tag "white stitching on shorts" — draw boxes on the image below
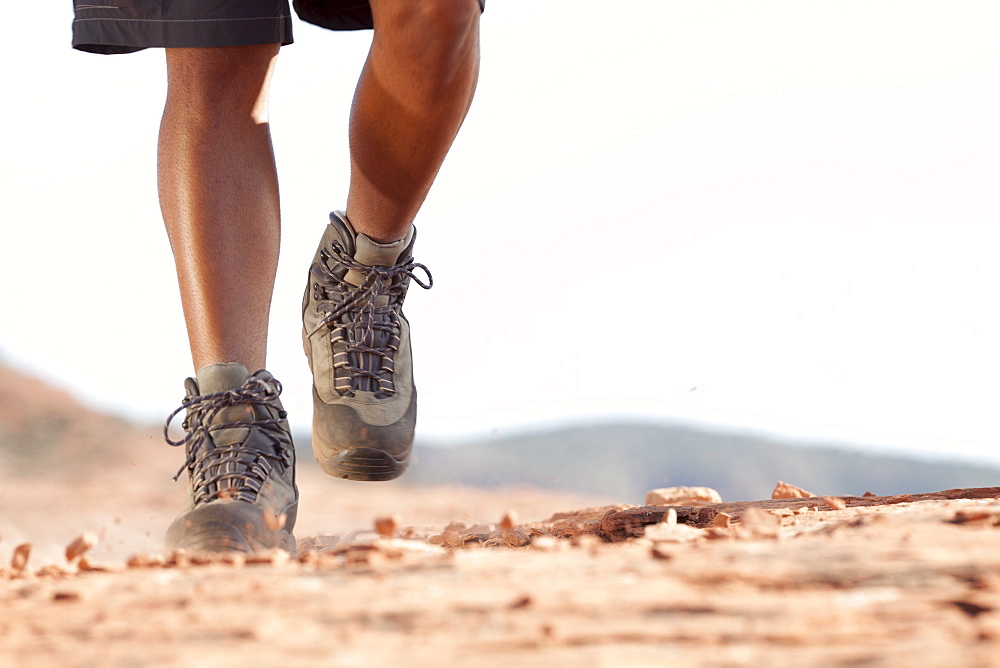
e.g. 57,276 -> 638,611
73,16 -> 292,24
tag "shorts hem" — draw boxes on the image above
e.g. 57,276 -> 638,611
72,15 -> 294,54
292,0 -> 485,32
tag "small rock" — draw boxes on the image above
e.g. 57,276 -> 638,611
950,599 -> 994,618
547,519 -> 589,539
427,524 -> 465,547
52,590 -> 81,603
297,550 -> 319,565
713,513 -> 733,528
531,536 -> 559,551
189,553 -> 224,566
219,552 -> 246,568
373,516 -> 399,538
502,530 -> 532,548
573,534 -> 601,551
11,543 -> 31,572
126,553 -> 164,569
740,507 -> 782,538
544,505 -> 631,523
500,511 -> 518,531
510,595 -> 533,609
650,544 -> 674,560
645,486 -> 722,507
77,557 -> 96,572
36,565 -> 69,578
167,550 -> 190,568
375,539 -> 447,559
65,532 -> 98,563
823,496 -> 847,511
644,522 -> 703,542
951,510 -> 996,525
462,533 -> 493,547
771,481 -> 815,500
246,548 -> 290,566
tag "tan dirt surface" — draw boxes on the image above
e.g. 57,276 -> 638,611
2,366 -> 999,666
2,457 -> 1000,666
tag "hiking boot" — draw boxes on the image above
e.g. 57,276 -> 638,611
302,211 -> 432,481
164,363 -> 298,554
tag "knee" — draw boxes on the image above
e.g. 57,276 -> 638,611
376,0 -> 480,55
165,44 -> 279,118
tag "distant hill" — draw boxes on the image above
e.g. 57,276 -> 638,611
405,423 -> 1000,504
0,361 -> 166,476
4,355 -> 996,503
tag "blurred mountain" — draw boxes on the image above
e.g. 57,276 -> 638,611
0,362 -> 161,475
4,359 -> 997,502
407,423 -> 1000,504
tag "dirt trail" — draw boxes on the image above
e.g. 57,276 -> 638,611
2,461 -> 999,666
4,364 -> 999,664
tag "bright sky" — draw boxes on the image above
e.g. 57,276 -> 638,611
4,2 -> 1000,466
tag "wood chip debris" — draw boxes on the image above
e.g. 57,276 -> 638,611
373,515 -> 400,538
65,531 -> 98,563
11,543 -> 31,572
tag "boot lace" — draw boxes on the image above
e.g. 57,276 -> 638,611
164,376 -> 293,506
308,242 -> 432,398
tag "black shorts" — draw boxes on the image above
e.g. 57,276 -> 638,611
71,0 -> 486,55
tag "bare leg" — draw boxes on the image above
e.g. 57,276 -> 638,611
158,44 -> 281,372
346,0 -> 481,243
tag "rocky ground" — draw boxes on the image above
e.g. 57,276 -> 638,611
2,456 -> 999,667
2,363 -> 999,666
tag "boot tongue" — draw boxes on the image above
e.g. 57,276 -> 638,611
344,227 -> 414,288
194,363 -> 254,447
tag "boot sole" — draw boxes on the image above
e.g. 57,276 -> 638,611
170,526 -> 296,555
315,447 -> 408,482
165,510 -> 297,555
